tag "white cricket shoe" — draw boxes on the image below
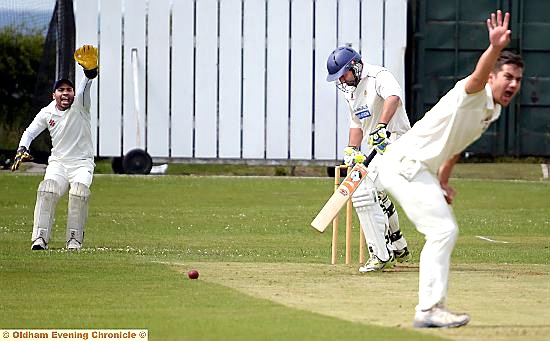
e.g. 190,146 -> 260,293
31,238 -> 48,250
67,239 -> 82,250
413,305 -> 470,328
358,254 -> 395,273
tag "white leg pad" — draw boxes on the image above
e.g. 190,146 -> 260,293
32,179 -> 61,248
378,190 -> 408,250
66,182 -> 90,249
352,181 -> 391,261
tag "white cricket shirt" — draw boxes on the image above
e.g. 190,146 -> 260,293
344,63 -> 411,144
19,77 -> 94,163
384,77 -> 502,173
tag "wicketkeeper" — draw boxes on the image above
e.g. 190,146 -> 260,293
11,45 -> 99,250
326,46 -> 411,272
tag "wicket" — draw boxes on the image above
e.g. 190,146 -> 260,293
331,165 -> 366,265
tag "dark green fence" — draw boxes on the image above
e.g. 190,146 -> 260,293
408,0 -> 550,157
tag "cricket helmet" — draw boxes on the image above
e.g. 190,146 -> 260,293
326,46 -> 362,82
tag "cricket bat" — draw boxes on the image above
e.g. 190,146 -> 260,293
311,161 -> 370,233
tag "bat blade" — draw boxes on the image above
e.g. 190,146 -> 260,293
311,162 -> 369,232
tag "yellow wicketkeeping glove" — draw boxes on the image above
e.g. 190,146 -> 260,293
11,146 -> 32,172
74,45 -> 98,70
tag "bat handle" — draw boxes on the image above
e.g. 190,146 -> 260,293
364,149 -> 378,165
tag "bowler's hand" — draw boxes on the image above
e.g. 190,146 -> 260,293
440,182 -> 456,205
487,10 -> 511,50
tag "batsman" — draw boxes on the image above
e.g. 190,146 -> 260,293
325,46 -> 411,272
11,45 -> 99,250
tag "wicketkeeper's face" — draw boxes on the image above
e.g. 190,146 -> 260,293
52,84 -> 75,111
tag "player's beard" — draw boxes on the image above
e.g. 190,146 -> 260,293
57,95 -> 74,110
337,78 -> 359,93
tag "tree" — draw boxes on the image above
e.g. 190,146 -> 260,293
0,26 -> 51,156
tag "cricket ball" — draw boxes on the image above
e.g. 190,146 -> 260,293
187,269 -> 199,279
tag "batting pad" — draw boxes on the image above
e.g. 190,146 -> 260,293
67,182 -> 90,248
379,191 -> 407,250
352,181 -> 391,262
32,179 -> 61,245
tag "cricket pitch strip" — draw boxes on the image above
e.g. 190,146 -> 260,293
166,261 -> 550,341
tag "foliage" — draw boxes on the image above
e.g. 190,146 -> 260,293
0,26 -> 50,151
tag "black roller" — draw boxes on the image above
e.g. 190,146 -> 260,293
122,149 -> 152,175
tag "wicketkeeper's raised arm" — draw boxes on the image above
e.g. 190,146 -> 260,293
74,45 -> 98,78
465,10 -> 511,94
74,45 -> 98,110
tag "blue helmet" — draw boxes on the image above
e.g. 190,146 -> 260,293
326,46 -> 362,82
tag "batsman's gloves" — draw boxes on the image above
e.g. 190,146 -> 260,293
343,146 -> 366,166
11,146 -> 32,172
74,45 -> 98,78
369,123 -> 389,154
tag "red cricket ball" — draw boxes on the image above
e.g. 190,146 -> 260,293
187,269 -> 199,279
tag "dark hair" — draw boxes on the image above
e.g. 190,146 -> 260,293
494,51 -> 524,71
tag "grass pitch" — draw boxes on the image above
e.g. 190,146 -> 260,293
1,168 -> 549,340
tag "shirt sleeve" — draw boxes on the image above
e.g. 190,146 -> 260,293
455,77 -> 489,109
19,111 -> 48,148
374,69 -> 403,100
74,76 -> 94,112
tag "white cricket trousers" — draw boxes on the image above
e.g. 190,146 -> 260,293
376,158 -> 459,312
44,159 -> 95,195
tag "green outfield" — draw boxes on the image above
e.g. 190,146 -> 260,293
0,168 -> 549,341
